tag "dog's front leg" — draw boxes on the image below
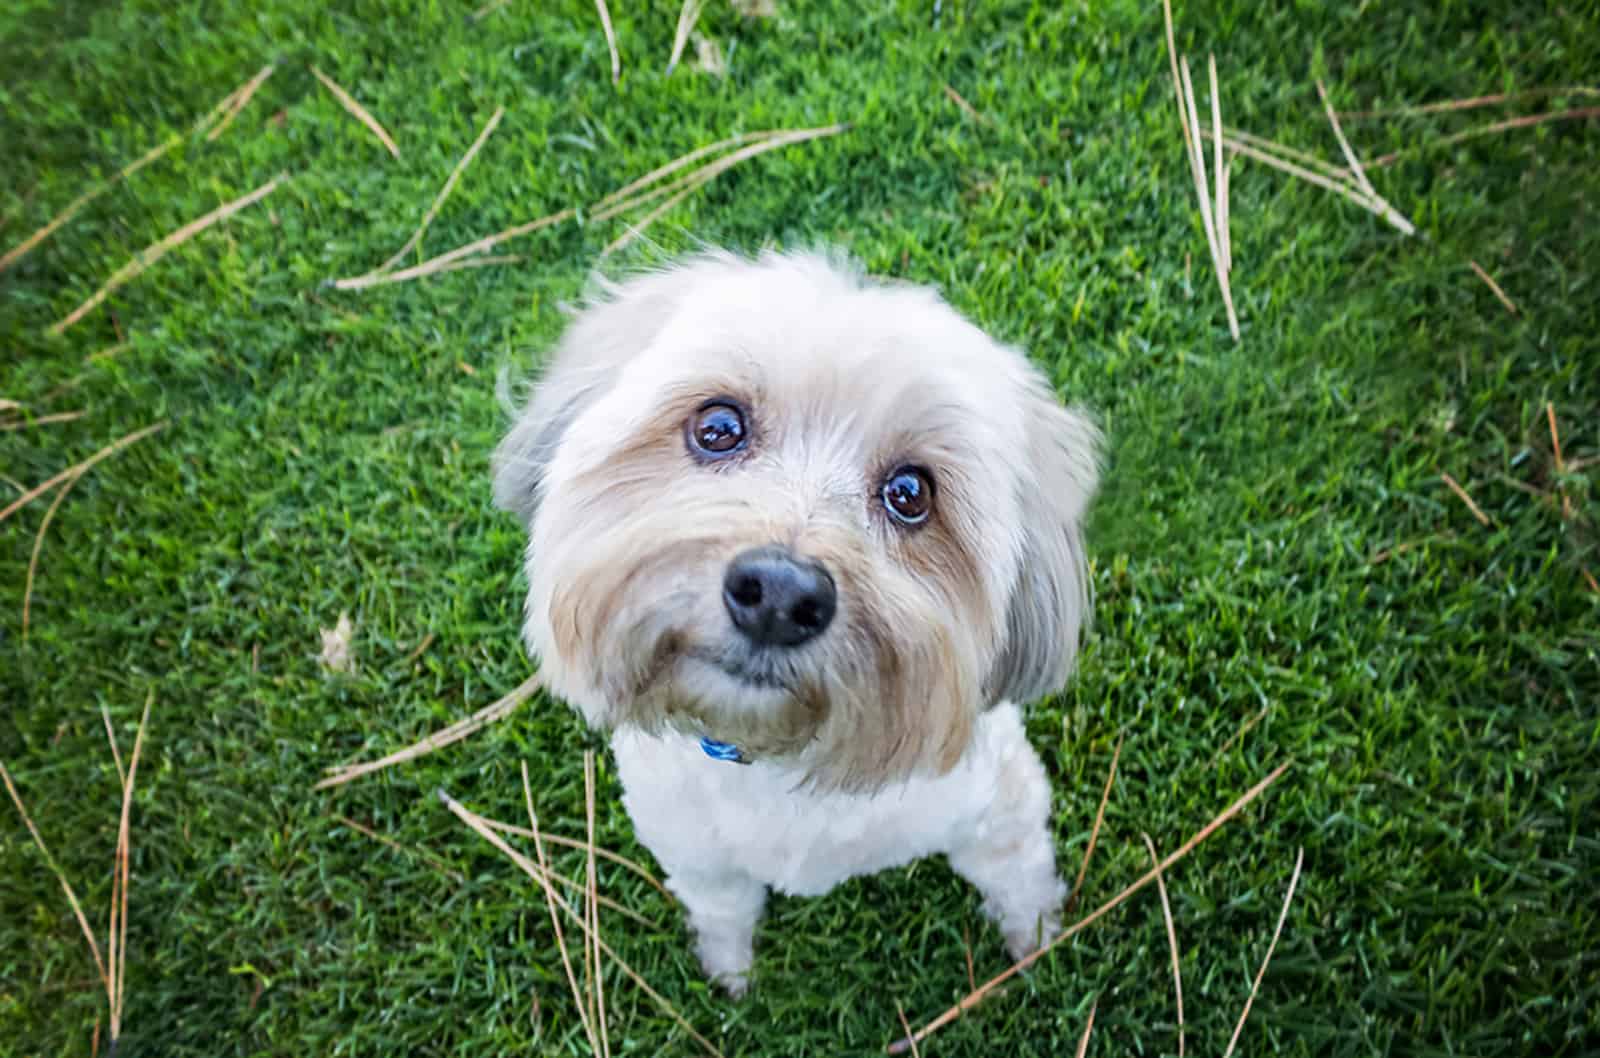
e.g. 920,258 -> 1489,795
945,732 -> 1067,961
665,867 -> 768,996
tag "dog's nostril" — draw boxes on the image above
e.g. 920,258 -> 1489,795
729,573 -> 764,608
790,598 -> 822,630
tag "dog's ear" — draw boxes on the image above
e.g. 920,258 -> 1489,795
984,375 -> 1101,706
492,261 -> 720,526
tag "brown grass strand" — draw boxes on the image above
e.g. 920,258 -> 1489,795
314,672 -> 542,788
102,706 -> 126,789
334,814 -> 465,883
0,421 -> 167,525
888,761 -> 1291,1054
1440,472 -> 1491,526
1161,0 -> 1193,158
595,0 -> 621,83
1222,847 -> 1306,1058
1316,79 -> 1377,199
1208,133 -> 1415,236
1468,260 -> 1518,315
593,123 -> 848,224
668,0 -> 708,74
591,130 -> 780,212
523,762 -> 600,1055
1219,126 -> 1355,186
1367,106 -> 1600,168
0,409 -> 89,430
943,84 -> 990,125
482,818 -> 670,899
110,691 -> 153,1040
1074,997 -> 1099,1058
1142,833 -> 1185,1058
1067,734 -> 1122,914
0,762 -> 110,995
895,1001 -> 922,1058
1207,704 -> 1271,769
370,106 -> 505,275
1210,56 -> 1229,274
22,470 -> 84,640
441,790 -> 724,1057
310,66 -> 400,158
1547,403 -> 1565,473
49,175 -> 285,334
1177,53 -> 1238,340
207,65 -> 276,142
584,751 -> 612,1058
331,210 -> 573,290
1336,85 -> 1600,120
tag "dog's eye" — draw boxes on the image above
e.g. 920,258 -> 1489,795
687,401 -> 748,458
882,466 -> 934,525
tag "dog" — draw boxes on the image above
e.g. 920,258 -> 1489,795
492,249 -> 1100,994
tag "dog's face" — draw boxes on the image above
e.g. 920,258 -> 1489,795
494,252 -> 1099,791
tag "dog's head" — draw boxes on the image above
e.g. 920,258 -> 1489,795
494,250 -> 1100,790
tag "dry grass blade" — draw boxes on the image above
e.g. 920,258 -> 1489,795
601,123 -> 849,256
888,761 -> 1292,1054
668,0 -> 709,74
523,762 -> 601,1054
471,0 -> 510,19
584,750 -> 612,1058
1547,403 -> 1565,474
1074,997 -> 1099,1058
1315,79 -> 1377,199
1440,472 -> 1491,526
1206,704 -> 1271,768
314,672 -> 541,788
1218,126 -> 1356,186
591,130 -> 781,212
1166,24 -> 1237,340
1223,846 -> 1306,1058
368,106 -> 505,276
442,789 -> 725,1057
593,123 -> 847,224
1210,56 -> 1229,274
1367,106 -> 1600,168
0,409 -> 89,430
1210,133 -> 1415,236
0,762 -> 111,995
895,1000 -> 922,1058
1142,833 -> 1185,1058
22,470 -> 85,640
110,691 -> 153,1040
943,84 -> 990,125
1067,734 -> 1122,915
207,65 -> 276,142
310,66 -> 401,158
595,0 -> 621,83
87,341 -> 130,363
331,210 -> 573,290
0,137 -> 176,274
1336,85 -> 1600,120
102,706 -> 126,789
1,421 -> 167,525
1161,0 -> 1193,156
1468,260 -> 1518,315
1583,568 -> 1599,595
49,175 -> 285,334
483,818 -> 671,899
335,814 -> 465,883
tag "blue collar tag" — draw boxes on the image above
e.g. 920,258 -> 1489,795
699,737 -> 749,764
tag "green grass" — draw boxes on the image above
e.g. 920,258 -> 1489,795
3,0 -> 1598,1055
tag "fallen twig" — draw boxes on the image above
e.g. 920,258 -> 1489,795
1367,106 -> 1600,169
1468,260 -> 1518,315
1440,471 -> 1491,526
1337,86 -> 1600,120
49,175 -> 285,334
442,789 -> 724,1057
1074,997 -> 1099,1058
310,66 -> 401,158
207,65 -> 276,142
0,410 -> 88,431
1,421 -> 167,525
363,106 -> 504,276
331,213 -> 571,290
524,761 -> 601,1055
1066,734 -> 1122,915
314,673 -> 541,788
1222,847 -> 1305,1058
595,0 -> 621,83
1203,131 -> 1415,236
668,0 -> 708,74
1142,833 -> 1185,1058
889,761 -> 1292,1053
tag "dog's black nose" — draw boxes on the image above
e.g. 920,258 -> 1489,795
722,546 -> 836,647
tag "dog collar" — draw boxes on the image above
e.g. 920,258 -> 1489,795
699,737 -> 750,764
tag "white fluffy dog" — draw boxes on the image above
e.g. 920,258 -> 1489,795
493,249 -> 1100,994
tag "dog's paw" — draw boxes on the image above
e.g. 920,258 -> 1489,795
711,968 -> 751,998
1002,909 -> 1060,964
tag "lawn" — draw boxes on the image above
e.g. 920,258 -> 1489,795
2,0 -> 1597,1055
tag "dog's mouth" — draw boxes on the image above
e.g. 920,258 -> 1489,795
686,646 -> 791,691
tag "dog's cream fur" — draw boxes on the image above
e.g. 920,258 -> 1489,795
494,250 -> 1100,993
